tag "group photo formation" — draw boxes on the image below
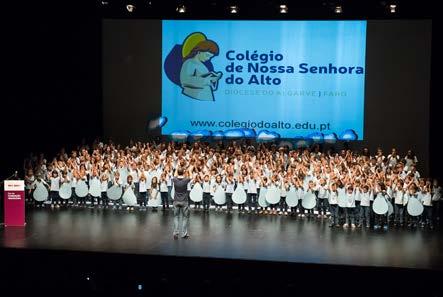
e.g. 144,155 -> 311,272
25,140 -> 440,231
1,1 -> 440,296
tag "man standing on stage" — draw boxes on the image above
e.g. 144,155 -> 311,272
173,168 -> 191,239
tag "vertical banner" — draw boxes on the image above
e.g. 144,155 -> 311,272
4,180 -> 25,227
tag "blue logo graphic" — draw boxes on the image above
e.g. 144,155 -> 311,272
164,32 -> 223,101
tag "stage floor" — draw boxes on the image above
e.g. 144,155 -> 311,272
1,207 -> 443,270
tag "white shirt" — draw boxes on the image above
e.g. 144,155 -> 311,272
241,181 -> 249,193
329,191 -> 338,205
360,191 -> 372,206
100,179 -> 109,192
387,154 -> 399,166
211,182 -> 224,195
280,182 -> 288,197
303,175 -> 313,191
25,175 -> 35,190
247,179 -> 257,194
225,180 -> 235,193
145,171 -> 153,190
421,192 -> 432,206
297,187 -> 304,200
50,177 -> 60,191
125,182 -> 135,191
386,187 -> 393,198
160,180 -> 168,192
118,167 -> 128,185
404,156 -> 418,168
408,170 -> 420,179
166,175 -> 173,187
128,169 -> 139,183
203,181 -> 211,193
404,192 -> 420,205
354,188 -> 361,201
394,190 -> 405,205
150,185 -> 159,199
346,191 -> 355,208
318,185 -> 328,199
432,186 -> 441,201
89,176 -> 100,184
113,178 -> 122,186
33,179 -> 48,189
139,180 -> 147,193
305,188 -> 315,195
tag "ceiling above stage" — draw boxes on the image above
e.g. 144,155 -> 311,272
97,0 -> 434,19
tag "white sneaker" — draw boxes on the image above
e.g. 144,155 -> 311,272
343,224 -> 348,228
351,224 -> 356,228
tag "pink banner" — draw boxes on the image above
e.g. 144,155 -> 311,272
4,180 -> 25,227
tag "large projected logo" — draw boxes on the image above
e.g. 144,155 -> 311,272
162,21 -> 367,140
164,32 -> 223,101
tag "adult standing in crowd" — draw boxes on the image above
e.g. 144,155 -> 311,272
173,167 -> 191,239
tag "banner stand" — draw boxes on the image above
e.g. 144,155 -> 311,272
4,180 -> 26,227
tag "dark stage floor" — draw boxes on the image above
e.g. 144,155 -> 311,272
1,207 -> 443,270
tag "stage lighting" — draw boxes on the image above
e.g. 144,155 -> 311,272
177,4 -> 186,13
126,4 -> 135,12
101,1 -> 109,5
279,4 -> 288,13
334,5 -> 342,14
229,5 -> 239,14
389,4 -> 397,13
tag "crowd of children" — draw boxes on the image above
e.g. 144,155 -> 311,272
23,140 -> 441,229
